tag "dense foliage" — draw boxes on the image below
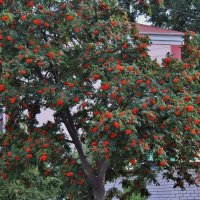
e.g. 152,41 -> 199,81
0,167 -> 63,200
118,0 -> 164,22
147,0 -> 200,33
0,0 -> 200,200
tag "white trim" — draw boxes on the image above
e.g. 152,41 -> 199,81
140,32 -> 184,36
146,34 -> 184,45
151,41 -> 183,45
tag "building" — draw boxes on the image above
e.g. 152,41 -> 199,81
147,169 -> 200,200
136,23 -> 184,63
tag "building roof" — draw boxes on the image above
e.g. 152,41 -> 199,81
136,23 -> 184,36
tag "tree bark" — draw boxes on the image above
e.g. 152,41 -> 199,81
92,159 -> 108,200
92,181 -> 106,200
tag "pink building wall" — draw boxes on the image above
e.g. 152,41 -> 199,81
148,44 -> 181,63
148,44 -> 171,63
171,45 -> 182,59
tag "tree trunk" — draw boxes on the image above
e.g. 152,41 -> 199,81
92,182 -> 105,200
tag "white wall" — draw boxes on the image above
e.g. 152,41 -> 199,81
148,44 -> 171,64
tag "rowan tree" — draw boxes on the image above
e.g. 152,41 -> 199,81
0,1 -> 200,200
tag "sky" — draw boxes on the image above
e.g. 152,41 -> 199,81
137,15 -> 151,25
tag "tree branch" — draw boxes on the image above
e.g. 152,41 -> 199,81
61,110 -> 98,186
